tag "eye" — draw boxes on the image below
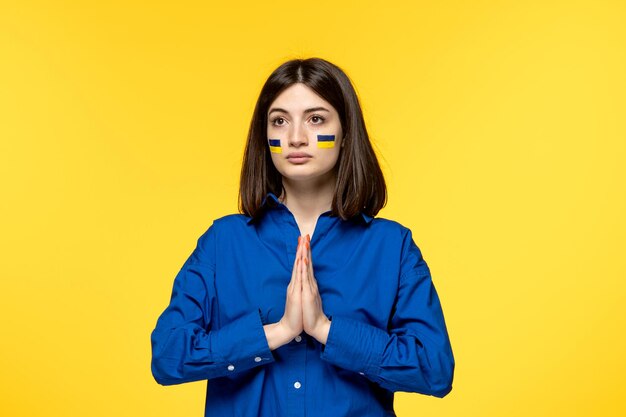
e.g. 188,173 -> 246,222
311,115 -> 325,124
270,117 -> 286,126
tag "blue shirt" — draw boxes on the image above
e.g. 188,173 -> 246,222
151,192 -> 455,416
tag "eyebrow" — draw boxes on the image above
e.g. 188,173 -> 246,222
268,106 -> 330,116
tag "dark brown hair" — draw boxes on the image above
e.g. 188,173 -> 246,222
238,57 -> 387,222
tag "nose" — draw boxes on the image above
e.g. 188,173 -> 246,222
288,123 -> 308,147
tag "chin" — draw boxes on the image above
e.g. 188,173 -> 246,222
285,169 -> 337,183
283,172 -> 318,181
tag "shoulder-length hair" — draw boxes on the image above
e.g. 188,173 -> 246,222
238,57 -> 387,222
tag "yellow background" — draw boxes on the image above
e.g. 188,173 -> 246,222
1,1 -> 625,416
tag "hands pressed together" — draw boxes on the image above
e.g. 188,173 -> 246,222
278,234 -> 331,345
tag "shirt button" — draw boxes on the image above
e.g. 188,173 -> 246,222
227,364 -> 235,371
254,357 -> 262,362
294,381 -> 302,389
295,335 -> 302,342
359,372 -> 365,375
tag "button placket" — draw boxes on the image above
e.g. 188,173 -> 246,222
279,210 -> 301,267
286,330 -> 307,416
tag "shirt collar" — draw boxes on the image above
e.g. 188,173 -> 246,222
246,192 -> 374,224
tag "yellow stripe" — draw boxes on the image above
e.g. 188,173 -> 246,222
269,146 -> 282,154
317,142 -> 335,148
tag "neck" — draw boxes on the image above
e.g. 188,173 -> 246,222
279,171 -> 337,221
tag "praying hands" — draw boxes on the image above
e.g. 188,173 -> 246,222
279,234 -> 331,345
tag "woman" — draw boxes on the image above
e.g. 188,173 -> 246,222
150,57 -> 455,416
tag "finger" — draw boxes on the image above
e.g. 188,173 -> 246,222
304,234 -> 310,260
298,235 -> 304,260
305,235 -> 316,288
303,234 -> 313,293
302,242 -> 313,293
302,253 -> 311,292
304,234 -> 310,255
303,255 -> 315,295
296,258 -> 302,295
298,237 -> 305,283
310,267 -> 318,293
297,244 -> 304,291
309,268 -> 319,296
308,266 -> 315,293
302,258 -> 309,296
308,245 -> 317,289
307,241 -> 314,286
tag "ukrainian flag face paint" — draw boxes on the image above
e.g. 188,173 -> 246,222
317,134 -> 335,149
268,138 -> 282,154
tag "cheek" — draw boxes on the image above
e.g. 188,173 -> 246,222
269,153 -> 285,174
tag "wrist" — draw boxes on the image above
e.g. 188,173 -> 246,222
313,317 -> 331,345
276,320 -> 300,342
264,321 -> 295,350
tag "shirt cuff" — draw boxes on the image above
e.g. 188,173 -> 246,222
319,315 -> 388,377
211,308 -> 275,373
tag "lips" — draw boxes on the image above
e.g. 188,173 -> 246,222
287,152 -> 312,159
286,152 -> 312,164
287,157 -> 311,164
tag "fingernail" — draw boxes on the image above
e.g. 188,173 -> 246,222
305,241 -> 310,249
304,257 -> 309,265
306,234 -> 310,243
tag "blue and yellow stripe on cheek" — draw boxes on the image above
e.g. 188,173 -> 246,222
317,134 -> 335,148
268,138 -> 282,154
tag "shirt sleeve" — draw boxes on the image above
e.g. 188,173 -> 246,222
319,228 -> 455,397
150,222 -> 275,386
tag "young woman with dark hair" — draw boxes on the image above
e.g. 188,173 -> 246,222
151,57 -> 455,417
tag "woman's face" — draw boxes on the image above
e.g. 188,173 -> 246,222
266,83 -> 344,185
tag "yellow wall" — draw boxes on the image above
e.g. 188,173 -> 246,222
1,1 -> 624,416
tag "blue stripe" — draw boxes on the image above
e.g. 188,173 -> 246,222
317,135 -> 335,142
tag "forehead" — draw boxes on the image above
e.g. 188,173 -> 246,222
269,83 -> 333,112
